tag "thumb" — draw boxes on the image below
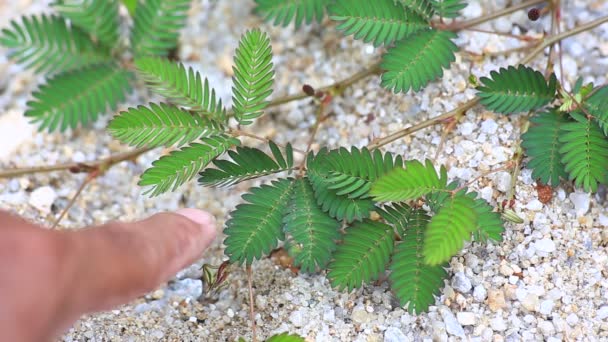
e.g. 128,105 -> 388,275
65,209 -> 216,314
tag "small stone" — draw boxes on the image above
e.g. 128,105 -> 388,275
29,186 -> 57,214
569,192 -> 590,216
167,279 -> 203,300
151,289 -> 164,300
151,330 -> 164,339
538,321 -> 555,335
521,294 -> 539,312
487,289 -> 506,311
490,316 -> 507,331
323,309 -> 335,322
566,313 -> 579,326
473,285 -> 487,302
451,272 -> 472,293
526,199 -> 543,211
289,309 -> 305,327
441,308 -> 465,338
460,122 -> 475,135
534,238 -> 556,254
352,306 -> 372,324
457,312 -> 476,326
599,214 -> 608,227
226,308 -> 235,318
499,264 -> 513,276
480,119 -> 498,134
539,300 -> 554,315
597,306 -> 608,320
384,327 -> 407,342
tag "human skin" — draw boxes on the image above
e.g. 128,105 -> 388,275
0,208 -> 216,341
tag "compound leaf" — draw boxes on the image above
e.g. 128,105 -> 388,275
224,178 -> 296,265
283,178 -> 341,272
108,103 -> 225,148
430,0 -> 467,18
26,63 -> 132,132
423,194 -> 477,265
199,142 -> 294,187
131,0 -> 191,57
371,159 -> 447,202
328,220 -> 395,291
558,118 -> 608,192
254,0 -> 329,29
521,108 -> 569,187
580,86 -> 608,136
139,135 -> 239,196
0,14 -> 110,73
329,0 -> 428,47
52,0 -> 121,49
389,208 -> 447,313
135,57 -> 226,120
477,65 -> 557,114
381,29 -> 457,93
232,29 -> 275,125
266,333 -> 306,342
394,0 -> 435,22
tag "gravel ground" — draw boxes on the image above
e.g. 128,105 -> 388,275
1,0 -> 608,341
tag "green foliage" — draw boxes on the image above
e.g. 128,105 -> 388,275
476,65 -> 558,114
394,0 -> 435,22
120,0 -> 137,16
521,109 -> 569,187
199,142 -> 294,187
135,57 -> 226,119
381,29 -> 457,93
139,135 -> 239,196
578,86 -> 608,135
388,208 -> 448,314
307,147 -> 402,223
423,194 -> 477,265
283,179 -> 341,272
371,159 -> 447,202
430,0 -> 467,18
329,0 -> 427,47
26,63 -> 132,132
254,0 -> 329,28
224,178 -> 296,265
328,220 -> 395,291
131,0 -> 191,57
0,15 -> 111,73
52,0 -> 121,49
265,333 -> 306,342
108,103 -> 224,148
558,116 -> 608,192
232,29 -> 275,125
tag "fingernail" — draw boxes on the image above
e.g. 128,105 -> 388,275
175,208 -> 216,229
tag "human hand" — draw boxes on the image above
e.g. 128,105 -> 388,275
0,209 -> 216,342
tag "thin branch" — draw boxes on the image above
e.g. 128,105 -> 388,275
51,170 -> 99,229
229,129 -> 306,154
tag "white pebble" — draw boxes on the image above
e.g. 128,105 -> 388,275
457,312 -> 476,326
473,285 -> 487,302
28,186 -> 57,214
480,119 -> 498,134
566,313 -> 579,326
451,272 -> 472,293
526,199 -> 543,211
598,213 -> 608,227
441,308 -> 465,338
384,327 -> 407,342
569,192 -> 590,216
534,238 -> 556,254
490,316 -> 507,331
539,300 -> 554,315
597,306 -> 608,320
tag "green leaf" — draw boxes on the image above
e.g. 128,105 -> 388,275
371,159 -> 447,202
389,209 -> 447,313
558,118 -> 608,192
120,0 -> 137,16
26,63 -> 132,132
394,0 -> 435,22
135,57 -> 226,120
423,194 -> 477,265
108,103 -> 225,148
0,15 -> 111,73
328,220 -> 395,291
283,179 -> 341,272
311,147 -> 404,200
377,202 -> 414,238
381,29 -> 458,93
224,178 -> 296,265
521,108 -> 569,186
139,135 -> 239,196
580,86 -> 608,136
199,142 -> 294,187
254,0 -> 329,29
329,0 -> 428,47
232,29 -> 275,125
52,0 -> 121,49
131,0 -> 191,57
476,65 -> 558,114
266,332 -> 306,342
430,0 -> 467,18
306,148 -> 387,223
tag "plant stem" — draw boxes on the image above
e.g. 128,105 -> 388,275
441,0 -> 548,31
0,147 -> 150,178
246,266 -> 257,342
369,15 -> 608,150
230,129 -> 306,154
51,170 -> 99,229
